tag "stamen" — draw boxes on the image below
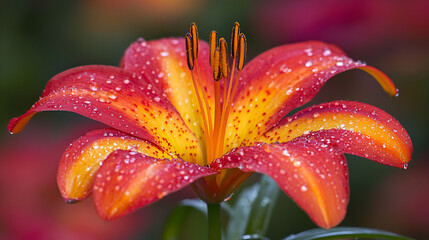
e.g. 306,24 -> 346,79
187,23 -> 213,163
237,33 -> 247,71
212,48 -> 221,81
190,22 -> 199,59
185,33 -> 194,70
213,48 -> 222,159
209,31 -> 217,68
187,22 -> 248,163
216,32 -> 247,159
230,22 -> 240,58
219,38 -> 229,79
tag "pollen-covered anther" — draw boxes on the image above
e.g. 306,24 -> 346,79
237,33 -> 247,71
185,33 -> 194,70
219,38 -> 229,78
230,22 -> 240,58
209,31 -> 217,68
212,48 -> 221,81
190,22 -> 199,59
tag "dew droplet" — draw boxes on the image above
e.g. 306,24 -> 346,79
301,185 -> 308,192
282,149 -> 291,157
323,49 -> 332,56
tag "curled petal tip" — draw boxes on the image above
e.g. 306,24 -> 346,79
394,89 -> 400,98
8,113 -> 36,134
358,66 -> 398,97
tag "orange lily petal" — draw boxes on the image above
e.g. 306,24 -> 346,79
224,41 -> 397,152
121,38 -> 214,145
212,140 -> 349,229
58,128 -> 170,201
8,65 -> 203,164
258,101 -> 412,168
93,150 -> 217,220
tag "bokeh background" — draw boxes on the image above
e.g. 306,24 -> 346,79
1,0 -> 429,239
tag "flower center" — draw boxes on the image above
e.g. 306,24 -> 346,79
185,22 -> 247,165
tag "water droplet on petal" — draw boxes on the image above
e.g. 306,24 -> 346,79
282,149 -> 291,157
323,49 -> 332,56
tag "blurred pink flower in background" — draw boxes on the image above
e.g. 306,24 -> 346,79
251,0 -> 429,79
252,0 -> 429,48
0,123 -> 146,240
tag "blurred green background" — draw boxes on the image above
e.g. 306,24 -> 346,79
1,0 -> 428,239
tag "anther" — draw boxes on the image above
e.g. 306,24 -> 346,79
237,33 -> 247,71
230,22 -> 240,58
185,33 -> 194,70
190,22 -> 199,59
219,38 -> 229,78
209,31 -> 217,67
212,48 -> 221,81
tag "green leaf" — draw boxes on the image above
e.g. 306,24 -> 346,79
225,183 -> 259,240
282,227 -> 415,240
245,175 -> 280,236
225,175 -> 280,240
162,199 -> 207,240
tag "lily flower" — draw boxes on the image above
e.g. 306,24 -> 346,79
8,22 -> 412,229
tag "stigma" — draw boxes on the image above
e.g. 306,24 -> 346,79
185,22 -> 247,165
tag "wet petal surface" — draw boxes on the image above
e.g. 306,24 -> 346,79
93,150 -> 217,220
8,65 -> 203,164
58,128 -> 170,201
121,38 -> 214,144
212,140 -> 349,229
258,101 -> 412,167
224,41 -> 397,152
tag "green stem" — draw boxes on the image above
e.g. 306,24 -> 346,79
207,203 -> 221,240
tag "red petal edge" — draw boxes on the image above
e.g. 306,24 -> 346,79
212,140 -> 349,229
93,150 -> 217,220
225,41 -> 398,150
260,101 -> 412,168
57,128 -> 168,202
8,65 -> 203,164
